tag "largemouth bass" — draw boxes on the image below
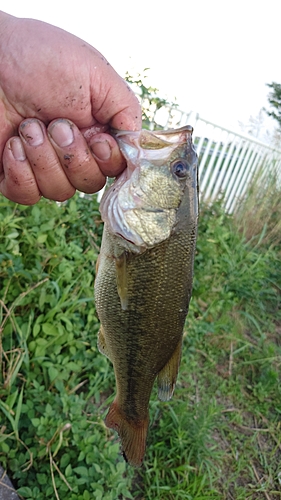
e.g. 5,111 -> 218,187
94,125 -> 198,466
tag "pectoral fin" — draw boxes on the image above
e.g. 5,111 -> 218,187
115,252 -> 129,311
157,340 -> 182,401
97,325 -> 111,361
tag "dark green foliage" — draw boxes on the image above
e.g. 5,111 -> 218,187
1,194 -> 281,499
265,81 -> 281,129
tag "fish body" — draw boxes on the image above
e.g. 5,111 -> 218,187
94,126 -> 198,466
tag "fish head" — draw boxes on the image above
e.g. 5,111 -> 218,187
100,126 -> 198,251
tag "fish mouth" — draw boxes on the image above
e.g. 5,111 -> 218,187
111,126 -> 193,149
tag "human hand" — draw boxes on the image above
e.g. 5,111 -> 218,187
0,11 -> 141,204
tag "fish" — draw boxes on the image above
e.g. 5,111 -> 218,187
94,125 -> 198,467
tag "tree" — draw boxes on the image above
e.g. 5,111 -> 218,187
265,82 -> 281,129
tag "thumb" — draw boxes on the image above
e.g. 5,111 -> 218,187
90,61 -> 142,131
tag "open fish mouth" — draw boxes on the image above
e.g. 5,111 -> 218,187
100,126 -> 197,251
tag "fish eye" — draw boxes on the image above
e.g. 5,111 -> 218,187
171,159 -> 190,178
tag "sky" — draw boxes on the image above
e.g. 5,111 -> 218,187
4,0 -> 281,136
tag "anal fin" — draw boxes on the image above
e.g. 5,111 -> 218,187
105,399 -> 148,467
157,340 -> 182,401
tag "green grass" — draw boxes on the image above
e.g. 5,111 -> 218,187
1,193 -> 281,499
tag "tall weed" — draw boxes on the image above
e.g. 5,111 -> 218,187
234,167 -> 281,249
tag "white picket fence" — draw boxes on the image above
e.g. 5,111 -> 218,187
147,105 -> 281,212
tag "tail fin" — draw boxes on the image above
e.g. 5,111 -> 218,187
105,400 -> 149,467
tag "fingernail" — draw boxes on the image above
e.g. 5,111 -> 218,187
90,140 -> 111,161
49,120 -> 74,147
10,138 -> 26,161
20,120 -> 44,146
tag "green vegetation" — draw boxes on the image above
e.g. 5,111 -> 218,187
0,195 -> 134,499
1,183 -> 281,498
